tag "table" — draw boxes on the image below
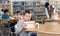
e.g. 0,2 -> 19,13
38,23 -> 60,36
25,27 -> 38,32
25,23 -> 39,32
45,18 -> 60,23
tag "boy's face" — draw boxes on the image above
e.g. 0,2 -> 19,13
24,13 -> 31,21
6,12 -> 9,15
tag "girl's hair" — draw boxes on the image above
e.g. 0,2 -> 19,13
45,2 -> 50,8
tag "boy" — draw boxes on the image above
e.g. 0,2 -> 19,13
14,11 -> 23,21
15,10 -> 31,36
2,9 -> 17,36
15,10 -> 37,36
2,9 -> 9,19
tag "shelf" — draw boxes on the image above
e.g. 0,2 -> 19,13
3,0 -> 60,23
13,1 -> 47,23
13,4 -> 22,5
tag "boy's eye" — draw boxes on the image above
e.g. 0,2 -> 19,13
26,15 -> 30,17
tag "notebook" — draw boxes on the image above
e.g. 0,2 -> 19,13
24,21 -> 35,29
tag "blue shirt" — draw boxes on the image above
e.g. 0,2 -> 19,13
2,14 -> 9,19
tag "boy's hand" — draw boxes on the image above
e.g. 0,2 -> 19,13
35,23 -> 39,28
21,24 -> 27,28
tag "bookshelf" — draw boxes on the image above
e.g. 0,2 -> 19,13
13,1 -> 36,20
0,0 -> 2,8
24,1 -> 36,20
2,0 -> 60,23
2,0 -> 48,23
2,0 -> 13,16
13,1 -> 47,23
13,1 -> 24,15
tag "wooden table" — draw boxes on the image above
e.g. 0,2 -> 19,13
38,23 -> 60,36
25,27 -> 38,32
25,23 -> 39,32
45,18 -> 60,23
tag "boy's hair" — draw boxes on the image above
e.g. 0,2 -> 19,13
16,11 -> 20,14
24,10 -> 30,15
4,9 -> 9,13
45,2 -> 50,8
1,9 -> 4,12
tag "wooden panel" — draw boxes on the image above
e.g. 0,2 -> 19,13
38,24 -> 45,32
25,28 -> 38,32
39,24 -> 60,36
39,33 -> 60,36
39,23 -> 60,32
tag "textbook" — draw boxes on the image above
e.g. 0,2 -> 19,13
24,21 -> 35,29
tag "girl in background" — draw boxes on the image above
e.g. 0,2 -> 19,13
50,8 -> 58,19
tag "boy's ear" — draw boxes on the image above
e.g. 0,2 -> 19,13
30,14 -> 32,18
30,14 -> 31,16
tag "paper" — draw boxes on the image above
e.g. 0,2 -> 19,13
51,14 -> 59,20
25,24 -> 35,29
24,21 -> 35,29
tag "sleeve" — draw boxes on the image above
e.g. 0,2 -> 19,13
20,16 -> 23,20
7,15 -> 10,18
2,14 -> 10,19
15,20 -> 24,33
45,8 -> 50,19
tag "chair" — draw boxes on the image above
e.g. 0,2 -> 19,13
41,16 -> 45,24
1,19 -> 11,36
0,18 -> 18,36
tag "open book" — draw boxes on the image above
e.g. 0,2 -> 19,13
24,21 -> 35,29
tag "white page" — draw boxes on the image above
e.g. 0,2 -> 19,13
24,21 -> 35,29
25,24 -> 35,29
